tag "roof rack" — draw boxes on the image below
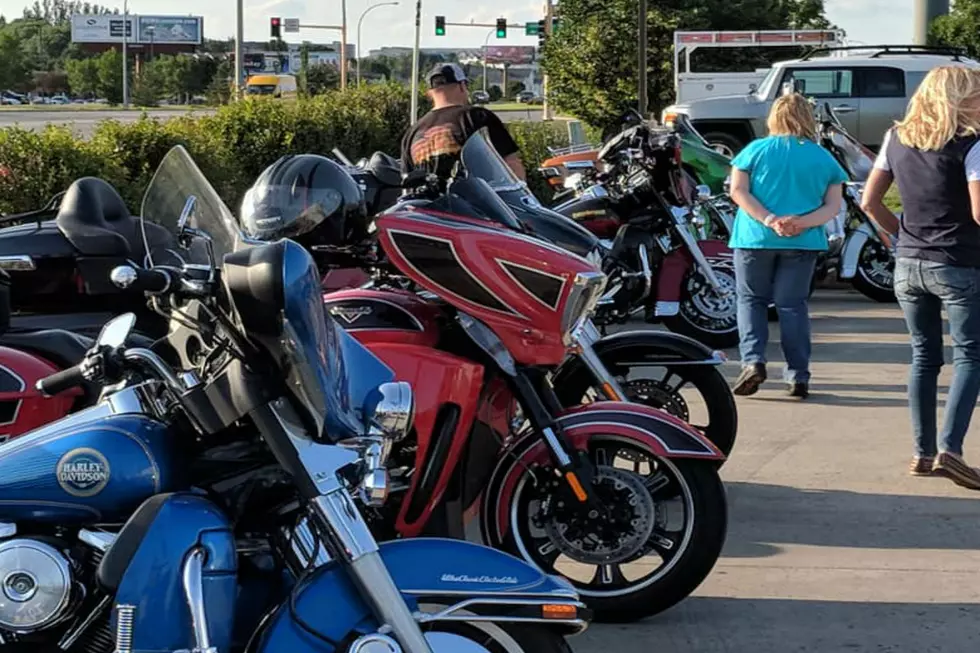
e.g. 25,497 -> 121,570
799,44 -> 969,62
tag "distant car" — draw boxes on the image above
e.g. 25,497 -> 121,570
515,91 -> 535,103
93,98 -> 108,105
49,95 -> 71,105
472,90 -> 490,104
30,96 -> 50,105
72,99 -> 86,104
0,97 -> 22,105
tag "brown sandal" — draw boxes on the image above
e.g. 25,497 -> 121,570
909,456 -> 935,476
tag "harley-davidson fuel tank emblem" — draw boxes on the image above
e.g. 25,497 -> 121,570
56,448 -> 111,497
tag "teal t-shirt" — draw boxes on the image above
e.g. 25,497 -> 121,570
728,135 -> 848,250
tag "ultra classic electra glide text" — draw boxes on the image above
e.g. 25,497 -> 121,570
243,133 -> 730,622
0,146 -> 587,653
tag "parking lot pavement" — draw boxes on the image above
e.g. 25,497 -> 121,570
578,289 -> 980,653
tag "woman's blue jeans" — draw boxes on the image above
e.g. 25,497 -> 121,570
894,257 -> 980,457
734,248 -> 819,383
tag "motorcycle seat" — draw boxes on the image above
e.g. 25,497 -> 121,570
0,329 -> 93,368
368,152 -> 403,188
55,178 -> 144,258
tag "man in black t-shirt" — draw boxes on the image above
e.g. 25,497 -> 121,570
401,63 -> 526,180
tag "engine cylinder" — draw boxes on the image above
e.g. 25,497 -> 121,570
0,539 -> 73,632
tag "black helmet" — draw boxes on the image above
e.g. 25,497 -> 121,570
241,154 -> 368,247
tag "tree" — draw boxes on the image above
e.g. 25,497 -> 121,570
207,59 -> 233,105
507,80 -> 526,98
488,85 -> 503,102
94,48 -> 122,103
0,30 -> 28,91
542,0 -> 834,129
65,56 -> 99,96
931,0 -> 980,58
306,63 -> 340,95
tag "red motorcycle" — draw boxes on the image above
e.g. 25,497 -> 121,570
241,138 -> 729,622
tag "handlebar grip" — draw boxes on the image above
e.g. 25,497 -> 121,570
36,365 -> 86,397
131,268 -> 171,293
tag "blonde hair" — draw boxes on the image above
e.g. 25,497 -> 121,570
766,93 -> 817,141
895,66 -> 980,151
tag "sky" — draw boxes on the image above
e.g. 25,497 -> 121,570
0,0 -> 918,54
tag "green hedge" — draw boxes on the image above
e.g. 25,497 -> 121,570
0,83 -> 570,216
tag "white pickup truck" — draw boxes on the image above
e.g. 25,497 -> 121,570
678,69 -> 771,103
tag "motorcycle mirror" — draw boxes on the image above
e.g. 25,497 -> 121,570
96,313 -> 136,350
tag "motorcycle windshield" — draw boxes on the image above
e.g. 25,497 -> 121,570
461,128 -> 529,195
140,146 -> 243,267
827,126 -> 874,181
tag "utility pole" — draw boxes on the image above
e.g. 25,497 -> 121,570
542,0 -> 554,120
235,0 -> 245,99
913,0 -> 950,45
122,0 -> 129,108
638,0 -> 648,118
410,0 -> 422,121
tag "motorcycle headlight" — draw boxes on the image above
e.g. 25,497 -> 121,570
561,272 -> 607,345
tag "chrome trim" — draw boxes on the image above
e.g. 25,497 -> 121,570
348,633 -> 401,652
457,313 -> 517,377
402,588 -> 579,600
371,382 -> 414,441
574,339 -> 627,401
109,266 -> 138,289
182,548 -> 217,653
671,207 -> 725,291
415,597 -> 588,635
561,272 -> 608,344
312,491 -> 379,563
114,604 -> 136,653
637,245 -> 652,302
0,524 -> 15,538
78,529 -> 116,552
540,427 -> 572,467
0,255 -> 36,271
122,349 -> 183,390
286,516 -> 332,572
564,160 -> 596,171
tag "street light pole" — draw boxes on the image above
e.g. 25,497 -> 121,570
235,0 -> 244,99
410,0 -> 422,121
122,0 -> 129,108
340,0 -> 348,90
483,27 -> 494,94
357,2 -> 400,86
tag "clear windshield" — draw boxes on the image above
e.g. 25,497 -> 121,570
461,128 -> 526,193
140,146 -> 242,267
755,67 -> 779,98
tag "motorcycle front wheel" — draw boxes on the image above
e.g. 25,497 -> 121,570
485,435 -> 727,623
663,266 -> 739,349
556,356 -> 737,458
851,240 -> 895,303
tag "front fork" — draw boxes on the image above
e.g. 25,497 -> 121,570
570,320 -> 628,402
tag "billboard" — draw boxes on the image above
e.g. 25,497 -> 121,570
71,15 -> 136,43
484,46 -> 536,65
137,16 -> 203,45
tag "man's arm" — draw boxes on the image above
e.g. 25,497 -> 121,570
475,108 -> 524,180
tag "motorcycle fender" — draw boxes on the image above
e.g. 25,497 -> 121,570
110,493 -> 238,653
484,401 -> 724,541
838,222 -> 875,280
252,539 -> 585,652
653,240 -> 732,315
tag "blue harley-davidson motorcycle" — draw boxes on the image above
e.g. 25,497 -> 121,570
0,147 -> 587,653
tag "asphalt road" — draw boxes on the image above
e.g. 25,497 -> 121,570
0,107 -> 542,138
574,290 -> 980,653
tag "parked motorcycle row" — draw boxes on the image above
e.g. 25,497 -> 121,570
539,101 -> 896,308
0,116 -> 748,652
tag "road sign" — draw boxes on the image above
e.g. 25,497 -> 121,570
284,18 -> 300,33
525,22 -> 540,36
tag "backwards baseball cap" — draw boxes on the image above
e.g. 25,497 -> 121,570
427,63 -> 468,88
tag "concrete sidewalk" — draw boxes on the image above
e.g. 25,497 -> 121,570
579,289 -> 980,653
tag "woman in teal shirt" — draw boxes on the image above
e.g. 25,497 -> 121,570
729,93 -> 848,398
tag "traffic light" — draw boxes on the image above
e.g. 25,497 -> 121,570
270,17 -> 281,39
435,15 -> 445,36
496,18 -> 507,38
537,19 -> 546,47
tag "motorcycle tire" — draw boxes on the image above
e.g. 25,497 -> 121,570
663,268 -> 739,350
556,359 -> 737,459
485,436 -> 727,623
422,618 -> 574,652
851,242 -> 896,303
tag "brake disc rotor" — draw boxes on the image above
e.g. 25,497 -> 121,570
543,466 -> 656,565
623,378 -> 689,422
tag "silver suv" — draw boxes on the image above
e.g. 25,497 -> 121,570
664,45 -> 980,157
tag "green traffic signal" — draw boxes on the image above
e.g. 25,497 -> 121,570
435,15 -> 446,36
496,18 -> 507,38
